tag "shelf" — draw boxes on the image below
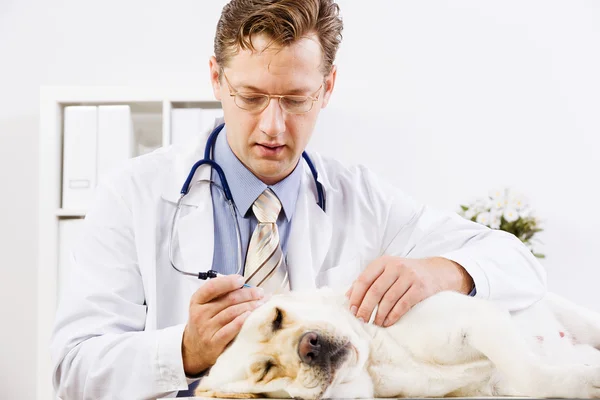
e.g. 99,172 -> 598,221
56,209 -> 86,218
171,100 -> 222,109
38,86 -> 218,400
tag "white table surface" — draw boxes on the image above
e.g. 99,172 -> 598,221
180,397 -> 533,399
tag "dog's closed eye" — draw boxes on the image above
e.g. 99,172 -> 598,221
272,307 -> 283,331
264,360 -> 274,374
258,307 -> 286,338
257,360 -> 277,382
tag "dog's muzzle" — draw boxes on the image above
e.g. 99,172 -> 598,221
297,331 -> 350,368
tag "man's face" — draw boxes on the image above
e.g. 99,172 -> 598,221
210,33 -> 336,185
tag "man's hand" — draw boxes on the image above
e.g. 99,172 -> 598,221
182,274 -> 266,376
346,256 -> 474,327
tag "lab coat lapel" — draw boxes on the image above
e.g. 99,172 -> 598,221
161,121 -> 220,277
286,168 -> 332,290
175,181 -> 214,277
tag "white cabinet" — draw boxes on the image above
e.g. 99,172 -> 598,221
38,86 -> 221,400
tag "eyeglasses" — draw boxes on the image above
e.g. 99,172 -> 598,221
221,70 -> 323,114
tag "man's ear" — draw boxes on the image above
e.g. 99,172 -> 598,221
209,56 -> 223,101
321,65 -> 337,109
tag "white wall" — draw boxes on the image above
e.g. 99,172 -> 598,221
1,1 -> 599,398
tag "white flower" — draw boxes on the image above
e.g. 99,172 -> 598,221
464,208 -> 476,219
491,197 -> 507,211
472,198 -> 488,213
484,197 -> 494,211
508,192 -> 528,211
519,206 -> 532,218
476,212 -> 491,226
503,207 -> 519,222
489,211 -> 501,229
489,188 -> 506,200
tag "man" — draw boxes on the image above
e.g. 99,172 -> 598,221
51,0 -> 546,398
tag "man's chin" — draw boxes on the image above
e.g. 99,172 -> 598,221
250,163 -> 294,184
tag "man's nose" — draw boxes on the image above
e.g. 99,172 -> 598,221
258,98 -> 285,137
298,331 -> 324,365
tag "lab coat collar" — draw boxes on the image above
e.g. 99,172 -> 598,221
160,119 -> 219,206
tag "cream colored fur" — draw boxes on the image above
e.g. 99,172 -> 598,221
196,289 -> 600,399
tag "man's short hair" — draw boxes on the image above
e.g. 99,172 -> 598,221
215,0 -> 344,76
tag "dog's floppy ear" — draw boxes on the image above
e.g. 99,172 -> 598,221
194,389 -> 261,399
195,373 -> 291,399
195,378 -> 267,399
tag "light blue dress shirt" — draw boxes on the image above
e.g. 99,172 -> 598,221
209,127 -> 303,276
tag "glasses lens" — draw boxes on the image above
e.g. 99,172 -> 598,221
280,96 -> 313,114
234,94 -> 269,111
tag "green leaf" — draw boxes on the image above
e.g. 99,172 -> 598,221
460,205 -> 469,211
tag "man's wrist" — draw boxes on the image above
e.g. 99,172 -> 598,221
457,262 -> 475,294
182,351 -> 209,377
431,257 -> 475,295
181,328 -> 211,376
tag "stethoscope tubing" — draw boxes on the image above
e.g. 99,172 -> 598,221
169,122 -> 325,282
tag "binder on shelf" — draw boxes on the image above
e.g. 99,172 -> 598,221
201,108 -> 223,132
133,112 -> 163,156
97,105 -> 135,179
171,107 -> 223,146
171,108 -> 204,146
62,106 -> 98,210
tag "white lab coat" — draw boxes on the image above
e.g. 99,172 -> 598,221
51,119 -> 547,399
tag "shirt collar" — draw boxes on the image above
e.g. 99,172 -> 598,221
213,126 -> 302,221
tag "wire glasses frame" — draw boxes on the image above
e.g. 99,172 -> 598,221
221,70 -> 323,114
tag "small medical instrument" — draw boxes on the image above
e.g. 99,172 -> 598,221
168,122 -> 326,281
197,269 -> 252,288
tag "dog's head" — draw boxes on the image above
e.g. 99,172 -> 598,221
195,288 -> 372,399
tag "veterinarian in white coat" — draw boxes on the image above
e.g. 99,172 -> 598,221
51,1 -> 547,399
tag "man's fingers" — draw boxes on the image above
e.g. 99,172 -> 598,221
345,285 -> 353,299
191,274 -> 245,305
373,278 -> 411,326
348,258 -> 386,316
209,286 -> 265,316
355,268 -> 398,323
211,298 -> 265,327
211,310 -> 252,345
383,285 -> 421,327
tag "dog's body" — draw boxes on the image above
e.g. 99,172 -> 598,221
196,289 -> 600,399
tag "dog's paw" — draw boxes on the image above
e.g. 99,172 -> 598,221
554,365 -> 600,398
582,365 -> 600,399
194,389 -> 261,399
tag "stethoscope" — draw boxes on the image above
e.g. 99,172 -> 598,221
168,122 -> 326,283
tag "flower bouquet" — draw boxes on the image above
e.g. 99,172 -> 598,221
458,188 -> 545,258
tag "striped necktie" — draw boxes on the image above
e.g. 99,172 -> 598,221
244,188 -> 290,294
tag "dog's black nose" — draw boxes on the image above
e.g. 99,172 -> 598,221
298,331 -> 322,365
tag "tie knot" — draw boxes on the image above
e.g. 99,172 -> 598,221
252,188 -> 282,223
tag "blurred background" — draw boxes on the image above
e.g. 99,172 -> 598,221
1,0 -> 599,398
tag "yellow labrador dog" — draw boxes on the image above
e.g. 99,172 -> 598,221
196,288 -> 600,399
